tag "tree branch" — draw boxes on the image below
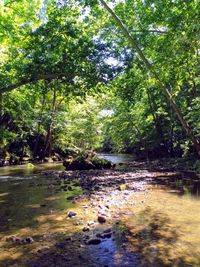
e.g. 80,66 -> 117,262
100,0 -> 200,155
132,30 -> 167,34
0,73 -> 75,94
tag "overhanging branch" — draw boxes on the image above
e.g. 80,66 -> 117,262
0,73 -> 75,94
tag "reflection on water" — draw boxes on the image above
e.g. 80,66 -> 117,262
0,178 -> 83,233
0,162 -> 64,180
151,172 -> 200,198
98,153 -> 135,163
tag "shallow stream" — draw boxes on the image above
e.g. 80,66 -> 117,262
0,156 -> 200,266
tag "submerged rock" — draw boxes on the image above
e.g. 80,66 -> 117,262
82,226 -> 90,232
24,236 -> 34,243
7,235 -> 34,244
8,236 -> 22,244
98,216 -> 106,223
87,238 -> 101,245
66,196 -> 75,201
40,204 -> 47,207
96,232 -> 112,239
87,221 -> 95,226
26,163 -> 34,168
67,211 -> 77,218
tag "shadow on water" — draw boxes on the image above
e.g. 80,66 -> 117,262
149,172 -> 200,198
0,175 -> 83,233
100,154 -> 200,198
123,207 -> 200,267
1,158 -> 200,267
0,163 -> 142,267
0,203 -> 141,267
27,226 -> 141,267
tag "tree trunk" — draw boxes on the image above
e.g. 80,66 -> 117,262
43,88 -> 57,158
0,92 -> 3,145
33,89 -> 47,158
147,89 -> 167,152
100,0 -> 200,156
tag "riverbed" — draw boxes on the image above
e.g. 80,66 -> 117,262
0,155 -> 200,266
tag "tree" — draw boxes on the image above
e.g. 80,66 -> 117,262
98,0 -> 200,156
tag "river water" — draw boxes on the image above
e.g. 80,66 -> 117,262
0,155 -> 200,266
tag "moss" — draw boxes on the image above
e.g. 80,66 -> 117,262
26,163 -> 34,168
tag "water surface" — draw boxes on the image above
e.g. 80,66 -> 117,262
0,155 -> 200,266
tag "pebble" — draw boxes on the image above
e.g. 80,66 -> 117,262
67,211 -> 77,218
98,216 -> 106,223
87,221 -> 95,226
87,238 -> 101,245
7,235 -> 34,244
66,196 -> 74,200
82,227 -> 90,232
25,236 -> 34,243
103,228 -> 112,233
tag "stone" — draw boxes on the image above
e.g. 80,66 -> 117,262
66,196 -> 74,201
87,238 -> 101,245
56,242 -> 66,249
103,228 -> 112,233
96,230 -> 112,239
40,204 -> 47,207
24,236 -> 34,243
9,236 -> 22,244
102,232 -> 112,238
63,153 -> 112,171
87,221 -> 95,226
65,237 -> 73,241
67,211 -> 77,218
98,216 -> 106,223
82,227 -> 90,232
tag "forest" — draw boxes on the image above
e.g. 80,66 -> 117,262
0,0 -> 199,167
1,1 -> 200,267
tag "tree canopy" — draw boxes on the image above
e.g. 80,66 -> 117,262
0,0 -> 199,164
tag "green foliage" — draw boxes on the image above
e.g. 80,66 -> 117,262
0,0 -> 199,162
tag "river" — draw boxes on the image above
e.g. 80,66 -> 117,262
0,155 -> 200,266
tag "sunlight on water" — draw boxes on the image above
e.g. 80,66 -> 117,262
0,159 -> 200,266
123,185 -> 200,266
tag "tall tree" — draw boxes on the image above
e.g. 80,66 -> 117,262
99,0 -> 200,156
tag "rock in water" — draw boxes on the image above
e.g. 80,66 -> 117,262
119,184 -> 127,191
87,221 -> 95,226
26,163 -> 34,168
98,216 -> 106,223
87,238 -> 101,245
63,152 -> 112,170
8,236 -> 22,244
67,211 -> 77,218
24,237 -> 34,243
82,227 -> 90,232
